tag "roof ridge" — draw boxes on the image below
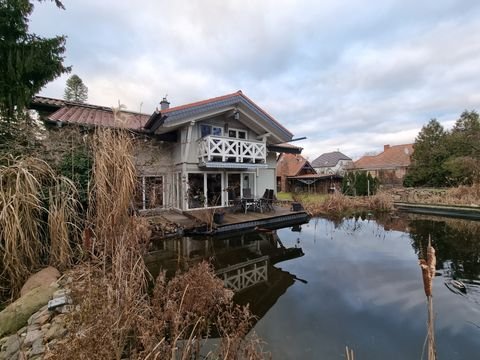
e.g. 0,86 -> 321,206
161,91 -> 242,114
32,95 -> 149,116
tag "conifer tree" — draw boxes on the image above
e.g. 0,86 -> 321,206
64,74 -> 88,103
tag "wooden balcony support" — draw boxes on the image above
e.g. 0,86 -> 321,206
198,135 -> 266,164
216,256 -> 269,292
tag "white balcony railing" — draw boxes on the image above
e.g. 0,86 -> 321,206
198,135 -> 266,164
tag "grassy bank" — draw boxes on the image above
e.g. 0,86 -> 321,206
285,191 -> 394,217
391,184 -> 480,206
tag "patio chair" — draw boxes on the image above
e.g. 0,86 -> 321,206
228,189 -> 242,212
242,188 -> 257,213
259,189 -> 275,212
267,189 -> 275,212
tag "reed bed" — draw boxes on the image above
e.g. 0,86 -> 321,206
298,191 -> 393,217
401,183 -> 480,206
0,157 -> 80,299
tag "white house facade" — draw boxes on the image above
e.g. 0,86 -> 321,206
32,91 -> 297,212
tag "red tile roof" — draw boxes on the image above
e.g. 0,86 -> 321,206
31,96 -> 66,108
276,153 -> 315,177
48,104 -> 150,130
354,144 -> 414,170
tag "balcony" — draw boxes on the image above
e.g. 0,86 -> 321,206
198,135 -> 267,168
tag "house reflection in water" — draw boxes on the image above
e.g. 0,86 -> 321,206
144,229 -> 304,323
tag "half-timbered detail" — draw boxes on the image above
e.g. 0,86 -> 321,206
216,256 -> 269,292
197,135 -> 267,167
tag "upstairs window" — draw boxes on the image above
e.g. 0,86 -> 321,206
200,124 -> 223,138
228,128 -> 247,139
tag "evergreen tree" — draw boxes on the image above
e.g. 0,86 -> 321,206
0,0 -> 69,149
64,74 -> 88,103
404,119 -> 449,187
443,110 -> 480,185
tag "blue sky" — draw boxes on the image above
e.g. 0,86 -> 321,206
30,0 -> 480,160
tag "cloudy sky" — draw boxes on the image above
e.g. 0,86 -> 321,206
30,0 -> 480,160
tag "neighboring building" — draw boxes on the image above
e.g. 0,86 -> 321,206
353,144 -> 414,185
277,153 -> 322,192
311,151 -> 353,175
31,91 -> 300,211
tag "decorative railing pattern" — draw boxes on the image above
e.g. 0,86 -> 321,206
198,135 -> 266,164
216,256 -> 268,292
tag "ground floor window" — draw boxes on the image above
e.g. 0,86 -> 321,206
135,176 -> 164,210
186,171 -> 255,209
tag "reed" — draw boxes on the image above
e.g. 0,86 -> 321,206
48,177 -> 81,270
86,124 -> 137,257
0,157 -> 80,298
419,236 -> 437,360
295,191 -> 393,217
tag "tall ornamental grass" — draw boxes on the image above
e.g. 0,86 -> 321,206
0,157 -> 80,299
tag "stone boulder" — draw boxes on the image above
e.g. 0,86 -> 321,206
0,283 -> 58,338
20,266 -> 60,296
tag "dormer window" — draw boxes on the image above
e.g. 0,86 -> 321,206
200,124 -> 223,137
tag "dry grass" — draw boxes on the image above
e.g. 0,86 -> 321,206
297,191 -> 393,217
399,183 -> 480,206
0,157 -> 81,299
366,191 -> 394,212
86,125 -> 138,257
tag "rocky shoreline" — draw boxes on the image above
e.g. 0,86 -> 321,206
0,270 -> 72,360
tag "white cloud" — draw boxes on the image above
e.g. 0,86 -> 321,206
29,0 -> 480,158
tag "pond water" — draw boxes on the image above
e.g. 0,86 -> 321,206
146,214 -> 480,359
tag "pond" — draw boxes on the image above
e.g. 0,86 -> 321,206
145,214 -> 480,359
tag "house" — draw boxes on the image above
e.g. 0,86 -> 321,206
353,144 -> 414,185
276,153 -> 316,192
31,91 -> 300,211
311,151 -> 353,175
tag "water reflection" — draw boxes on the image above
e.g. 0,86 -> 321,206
146,215 -> 480,359
145,228 -> 305,326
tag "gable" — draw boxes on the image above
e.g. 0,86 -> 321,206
146,91 -> 293,144
277,153 -> 314,177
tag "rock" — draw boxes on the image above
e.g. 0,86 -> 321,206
1,335 -> 20,359
52,289 -> 70,298
0,284 -> 58,338
29,338 -> 45,357
20,267 -> 60,297
44,323 -> 67,342
24,329 -> 42,348
28,307 -> 49,326
16,326 -> 27,336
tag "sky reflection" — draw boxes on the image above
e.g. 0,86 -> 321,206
252,216 -> 480,359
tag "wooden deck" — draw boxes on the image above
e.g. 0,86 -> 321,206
144,205 -> 310,238
213,205 -> 309,235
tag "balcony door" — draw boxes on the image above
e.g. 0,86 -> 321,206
227,172 -> 255,199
